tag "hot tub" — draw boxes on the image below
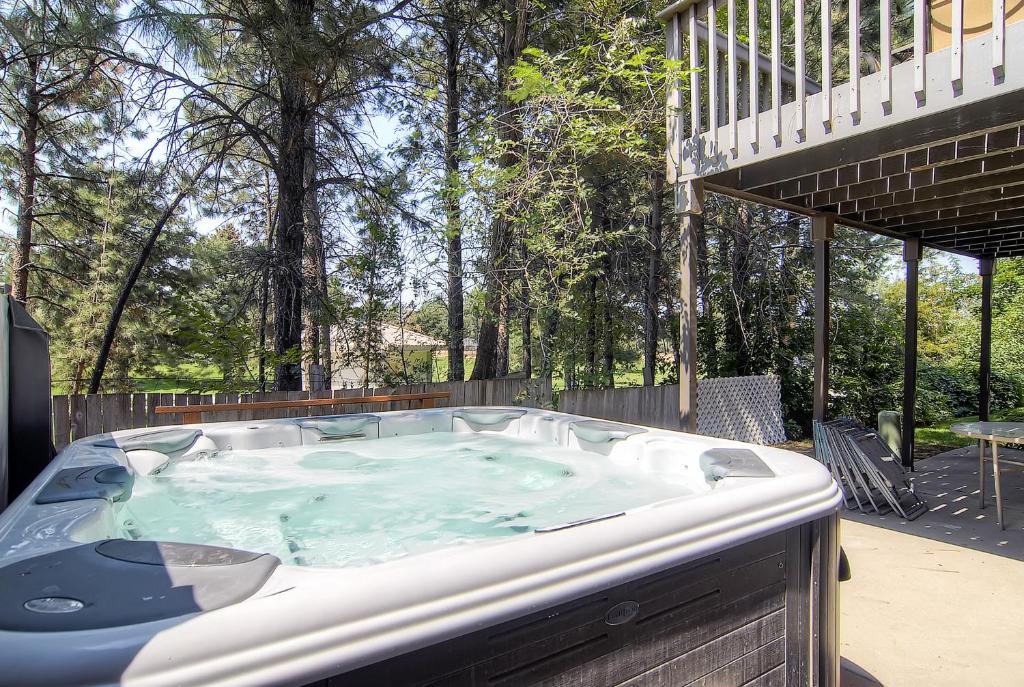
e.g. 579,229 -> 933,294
0,407 -> 842,686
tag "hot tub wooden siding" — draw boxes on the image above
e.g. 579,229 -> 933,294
308,514 -> 839,687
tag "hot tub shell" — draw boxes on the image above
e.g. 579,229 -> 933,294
0,408 -> 841,687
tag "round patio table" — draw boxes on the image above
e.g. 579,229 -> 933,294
950,421 -> 1024,530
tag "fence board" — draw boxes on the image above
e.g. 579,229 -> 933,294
70,395 -> 86,442
84,394 -> 102,436
52,395 -> 70,451
131,394 -> 147,431
101,393 -> 130,433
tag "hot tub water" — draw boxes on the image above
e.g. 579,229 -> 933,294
117,433 -> 693,567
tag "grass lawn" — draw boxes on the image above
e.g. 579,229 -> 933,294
126,363 -> 224,393
430,353 -> 668,391
916,406 -> 1024,449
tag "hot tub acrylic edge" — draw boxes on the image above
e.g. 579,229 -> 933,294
0,407 -> 841,686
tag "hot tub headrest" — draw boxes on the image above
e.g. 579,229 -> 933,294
453,409 -> 528,424
35,464 -> 134,504
297,414 -> 380,440
569,420 -> 645,444
699,448 -> 775,480
93,428 -> 202,455
453,408 -> 527,428
0,540 -> 279,631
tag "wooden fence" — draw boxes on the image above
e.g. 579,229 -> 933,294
559,384 -> 683,431
51,378 -> 553,451
558,377 -> 786,445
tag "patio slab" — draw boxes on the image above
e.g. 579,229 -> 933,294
839,447 -> 1024,686
842,445 -> 1024,560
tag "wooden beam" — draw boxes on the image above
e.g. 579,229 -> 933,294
754,143 -> 1024,210
902,238 -> 921,469
979,257 -> 995,421
840,166 -> 1024,215
902,209 -> 1024,234
951,234 -> 1024,251
877,195 -> 1024,229
862,181 -> 1024,222
776,147 -> 1024,207
702,182 -> 897,235
812,216 -> 834,423
679,187 -> 703,432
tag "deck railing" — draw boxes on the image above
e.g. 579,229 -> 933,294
660,0 -> 1021,187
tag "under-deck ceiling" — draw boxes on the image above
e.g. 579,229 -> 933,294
704,94 -> 1024,258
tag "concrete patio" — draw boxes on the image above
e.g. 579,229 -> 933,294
839,446 -> 1024,686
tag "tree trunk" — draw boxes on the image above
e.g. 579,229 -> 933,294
321,320 -> 332,390
669,298 -> 681,382
539,283 -> 559,379
603,272 -> 614,387
442,5 -> 465,382
301,121 -> 327,390
258,172 -> 274,393
496,292 -> 509,376
731,203 -> 752,376
584,274 -> 598,383
521,311 -> 532,376
642,170 -> 664,386
273,0 -> 314,391
717,211 -> 740,376
775,212 -> 802,375
10,53 -> 40,304
696,202 -> 717,376
470,0 -> 531,380
88,171 -> 205,394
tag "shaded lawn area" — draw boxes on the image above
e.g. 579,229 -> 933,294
916,406 -> 1024,451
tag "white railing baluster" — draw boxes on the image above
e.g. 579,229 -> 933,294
951,0 -> 963,86
993,0 -> 1004,74
689,4 -> 701,137
821,0 -> 832,126
728,0 -> 738,153
880,0 -> 891,105
707,0 -> 718,144
849,0 -> 860,117
771,0 -> 781,142
795,0 -> 806,135
914,0 -> 926,97
748,0 -> 759,147
669,14 -> 683,170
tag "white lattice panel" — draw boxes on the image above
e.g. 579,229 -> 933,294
697,375 -> 786,445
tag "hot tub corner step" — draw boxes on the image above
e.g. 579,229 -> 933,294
0,540 -> 279,632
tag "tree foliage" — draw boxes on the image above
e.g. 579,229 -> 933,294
0,0 -> 1019,438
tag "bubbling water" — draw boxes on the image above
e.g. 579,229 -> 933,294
117,432 -> 691,567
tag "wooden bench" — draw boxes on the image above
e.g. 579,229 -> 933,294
154,391 -> 451,424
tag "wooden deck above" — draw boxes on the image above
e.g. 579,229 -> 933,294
662,0 -> 1024,257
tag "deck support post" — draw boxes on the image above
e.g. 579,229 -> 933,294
678,180 -> 703,433
812,216 -> 834,424
902,238 -> 922,469
979,257 -> 996,422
